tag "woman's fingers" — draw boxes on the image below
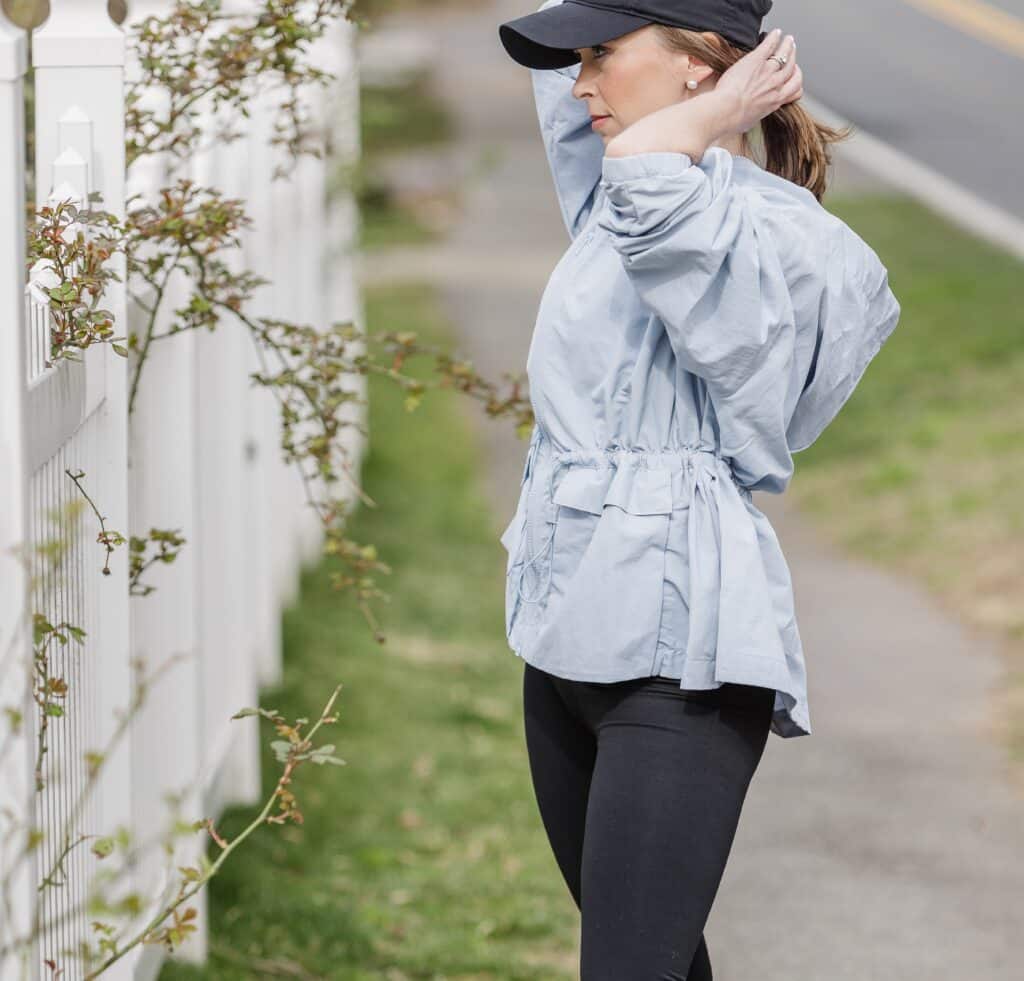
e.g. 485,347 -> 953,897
772,55 -> 797,88
778,64 -> 803,105
766,34 -> 798,99
767,34 -> 795,76
758,27 -> 783,53
774,34 -> 795,60
719,28 -> 801,129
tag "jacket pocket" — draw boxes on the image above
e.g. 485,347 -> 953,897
532,465 -> 674,676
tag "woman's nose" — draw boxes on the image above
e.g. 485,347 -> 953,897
571,68 -> 593,99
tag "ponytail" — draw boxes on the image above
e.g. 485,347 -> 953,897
652,25 -> 852,202
759,102 -> 851,202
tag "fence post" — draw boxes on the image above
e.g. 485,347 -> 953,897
0,15 -> 34,980
32,3 -> 133,977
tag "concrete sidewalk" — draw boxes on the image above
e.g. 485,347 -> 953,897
357,3 -> 1024,977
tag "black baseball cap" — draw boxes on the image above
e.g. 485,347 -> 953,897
499,0 -> 773,70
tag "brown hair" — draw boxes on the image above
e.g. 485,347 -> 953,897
651,25 -> 851,202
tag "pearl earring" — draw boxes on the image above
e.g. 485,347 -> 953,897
685,79 -> 698,90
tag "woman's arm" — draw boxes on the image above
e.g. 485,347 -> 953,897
529,0 -> 605,239
604,88 -> 737,164
596,148 -> 900,493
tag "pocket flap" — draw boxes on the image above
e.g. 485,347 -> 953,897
552,467 -> 609,515
553,464 -> 673,516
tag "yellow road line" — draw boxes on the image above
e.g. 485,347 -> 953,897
901,0 -> 1024,58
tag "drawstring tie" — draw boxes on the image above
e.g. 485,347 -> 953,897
514,455 -> 569,605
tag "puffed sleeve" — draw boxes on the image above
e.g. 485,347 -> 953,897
597,147 -> 901,493
529,0 -> 605,240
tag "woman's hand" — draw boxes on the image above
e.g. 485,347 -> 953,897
604,29 -> 802,162
713,29 -> 802,138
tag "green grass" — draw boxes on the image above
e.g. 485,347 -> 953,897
158,282 -> 578,980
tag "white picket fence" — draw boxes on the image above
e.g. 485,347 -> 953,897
0,2 -> 365,979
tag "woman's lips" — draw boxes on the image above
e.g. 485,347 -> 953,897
591,115 -> 610,127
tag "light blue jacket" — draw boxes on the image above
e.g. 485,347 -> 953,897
500,14 -> 901,738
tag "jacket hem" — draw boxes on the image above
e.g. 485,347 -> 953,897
509,643 -> 811,739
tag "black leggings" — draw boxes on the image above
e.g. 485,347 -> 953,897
521,660 -> 775,980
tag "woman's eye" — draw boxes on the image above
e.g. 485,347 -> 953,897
592,44 -> 608,58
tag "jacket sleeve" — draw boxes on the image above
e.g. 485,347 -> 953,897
597,147 -> 901,493
529,0 -> 605,240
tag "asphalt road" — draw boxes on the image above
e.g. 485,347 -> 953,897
778,0 -> 1024,218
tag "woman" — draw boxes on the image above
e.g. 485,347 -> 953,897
496,0 -> 900,977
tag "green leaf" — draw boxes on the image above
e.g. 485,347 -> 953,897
309,744 -> 346,766
270,740 -> 293,762
313,755 -> 347,766
33,615 -> 54,645
92,837 -> 115,859
49,282 -> 78,302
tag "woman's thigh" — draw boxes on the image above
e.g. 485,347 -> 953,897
577,678 -> 774,980
521,660 -> 597,907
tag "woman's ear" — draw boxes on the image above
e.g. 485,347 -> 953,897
682,54 -> 715,92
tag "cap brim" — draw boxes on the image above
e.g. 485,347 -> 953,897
499,2 -> 652,70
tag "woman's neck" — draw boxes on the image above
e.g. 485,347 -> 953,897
711,132 -> 746,157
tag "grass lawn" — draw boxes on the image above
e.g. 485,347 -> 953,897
158,282 -> 578,980
792,191 -> 1024,760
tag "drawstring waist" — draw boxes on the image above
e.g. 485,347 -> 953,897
504,426 -> 796,733
512,433 -> 751,608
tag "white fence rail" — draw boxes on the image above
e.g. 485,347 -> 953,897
0,2 -> 364,978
